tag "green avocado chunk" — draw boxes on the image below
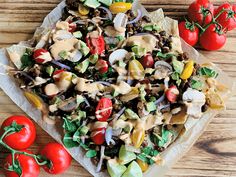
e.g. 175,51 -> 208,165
119,145 -> 136,165
107,159 -> 127,177
121,161 -> 143,177
84,0 -> 101,8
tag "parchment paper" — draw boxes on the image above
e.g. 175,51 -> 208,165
0,1 -> 233,177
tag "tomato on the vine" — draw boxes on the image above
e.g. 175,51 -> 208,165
188,0 -> 214,26
4,150 -> 40,177
178,21 -> 200,46
215,2 -> 236,31
40,142 -> 72,174
199,24 -> 226,51
95,97 -> 113,122
1,115 -> 36,150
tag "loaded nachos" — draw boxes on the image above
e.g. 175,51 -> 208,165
3,0 -> 229,176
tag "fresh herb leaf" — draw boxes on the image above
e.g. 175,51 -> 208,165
85,150 -> 97,158
63,118 -> 77,133
172,58 -> 184,74
199,67 -> 218,78
137,147 -> 160,165
171,72 -> 182,86
158,127 -> 172,147
63,133 -> 79,148
72,129 -> 80,142
141,147 -> 152,155
191,79 -> 203,90
73,31 -> 82,39
137,153 -> 148,163
21,49 -> 34,69
157,52 -> 175,59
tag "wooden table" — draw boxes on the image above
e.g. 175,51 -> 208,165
0,0 -> 236,176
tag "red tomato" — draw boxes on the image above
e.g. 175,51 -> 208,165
215,3 -> 236,31
165,85 -> 179,103
178,21 -> 200,46
140,54 -> 154,68
4,150 -> 40,177
33,49 -> 52,64
69,23 -> 77,33
95,59 -> 109,74
91,127 -> 106,145
40,142 -> 72,174
199,24 -> 226,51
1,115 -> 36,150
95,97 -> 113,122
86,36 -> 105,55
188,0 -> 214,26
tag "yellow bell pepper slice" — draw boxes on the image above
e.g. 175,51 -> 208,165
137,159 -> 149,172
78,4 -> 90,16
24,91 -> 43,110
180,60 -> 194,80
109,2 -> 132,14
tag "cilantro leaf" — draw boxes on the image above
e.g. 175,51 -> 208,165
85,150 -> 97,158
157,52 -> 175,59
172,58 -> 184,74
191,79 -> 203,90
21,49 -> 34,69
62,118 -> 77,133
63,133 -> 79,148
158,127 -> 172,147
171,72 -> 182,86
199,67 -> 218,78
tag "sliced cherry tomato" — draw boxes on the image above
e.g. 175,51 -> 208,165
53,69 -> 65,81
178,21 -> 200,46
165,85 -> 179,103
4,150 -> 40,177
140,54 -> 154,68
33,48 -> 52,64
40,142 -> 72,174
95,59 -> 109,74
188,0 -> 214,26
91,127 -> 106,145
1,115 -> 36,150
215,3 -> 236,31
199,24 -> 226,51
69,23 -> 77,33
86,36 -> 105,55
95,97 -> 113,122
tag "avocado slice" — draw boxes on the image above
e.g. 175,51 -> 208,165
107,159 -> 127,177
121,161 -> 143,177
75,59 -> 89,73
98,0 -> 112,6
119,145 -> 136,165
84,0 -> 101,8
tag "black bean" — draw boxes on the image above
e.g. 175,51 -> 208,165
201,104 -> 208,112
142,15 -> 151,23
159,30 -> 166,36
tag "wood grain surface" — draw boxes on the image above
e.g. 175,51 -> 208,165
0,0 -> 236,176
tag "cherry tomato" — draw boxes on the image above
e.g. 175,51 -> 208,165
53,69 -> 65,81
95,59 -> 109,74
188,0 -> 214,26
199,24 -> 226,51
68,23 -> 77,33
1,115 -> 36,150
40,142 -> 72,174
4,150 -> 40,177
33,48 -> 52,64
86,36 -> 105,55
140,54 -> 154,68
165,85 -> 179,103
178,21 -> 200,46
91,127 -> 106,145
215,3 -> 236,31
95,97 -> 113,122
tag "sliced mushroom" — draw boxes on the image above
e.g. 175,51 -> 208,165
182,88 -> 206,118
109,49 -> 128,65
113,13 -> 128,33
170,106 -> 188,124
44,83 -> 59,97
58,97 -> 78,112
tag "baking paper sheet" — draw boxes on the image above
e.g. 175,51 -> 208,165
0,1 -> 233,177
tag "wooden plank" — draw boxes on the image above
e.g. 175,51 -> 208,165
0,0 -> 236,177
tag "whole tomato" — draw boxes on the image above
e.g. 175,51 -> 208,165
4,150 -> 40,177
188,0 -> 214,26
165,85 -> 179,103
199,24 -> 226,51
1,115 -> 36,150
215,3 -> 236,31
95,97 -> 113,122
40,142 -> 72,174
178,21 -> 200,46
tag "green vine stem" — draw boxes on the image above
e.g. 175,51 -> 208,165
0,123 -> 49,173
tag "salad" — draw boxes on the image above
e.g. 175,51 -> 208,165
5,0 -> 228,176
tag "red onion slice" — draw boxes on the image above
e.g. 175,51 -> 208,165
155,94 -> 165,105
127,9 -> 142,24
51,60 -> 71,70
96,146 -> 105,172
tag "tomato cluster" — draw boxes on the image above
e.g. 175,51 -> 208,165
179,0 -> 236,50
0,115 -> 72,177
